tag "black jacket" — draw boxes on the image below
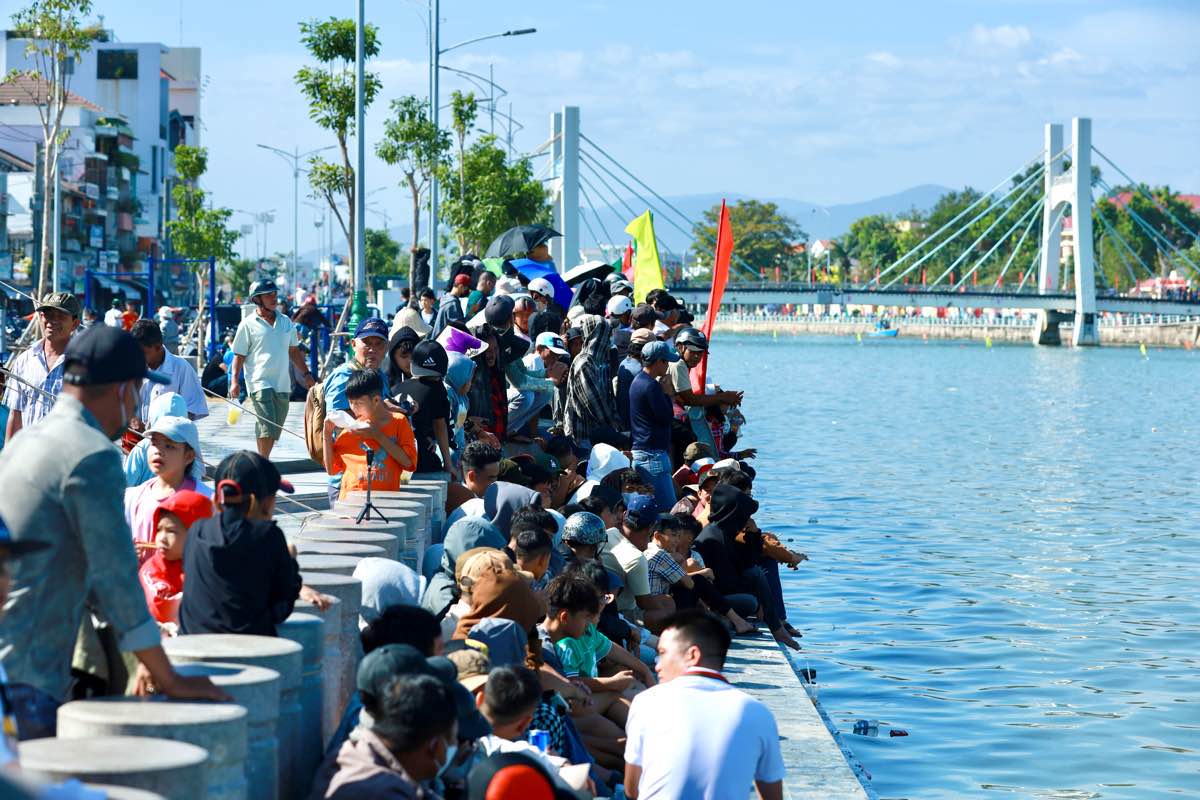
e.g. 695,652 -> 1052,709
694,484 -> 760,594
179,509 -> 302,637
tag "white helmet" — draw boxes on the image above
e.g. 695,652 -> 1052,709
527,277 -> 554,299
606,295 -> 633,317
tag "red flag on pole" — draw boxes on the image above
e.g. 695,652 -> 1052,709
621,241 -> 634,281
696,199 -> 733,391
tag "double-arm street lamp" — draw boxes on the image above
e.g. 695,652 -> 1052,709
257,143 -> 335,293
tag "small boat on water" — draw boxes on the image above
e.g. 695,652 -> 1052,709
867,321 -> 899,338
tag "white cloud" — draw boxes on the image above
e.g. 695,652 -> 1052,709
969,24 -> 1033,50
866,51 -> 902,69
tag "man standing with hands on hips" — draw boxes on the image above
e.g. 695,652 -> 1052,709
229,280 -> 315,458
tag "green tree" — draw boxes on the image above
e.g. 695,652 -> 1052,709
843,214 -> 899,277
375,95 -> 450,287
1095,184 -> 1200,282
168,146 -> 239,263
689,199 -> 804,279
438,135 -> 551,256
7,0 -> 95,298
365,227 -> 402,276
449,90 -> 478,200
295,17 -> 381,268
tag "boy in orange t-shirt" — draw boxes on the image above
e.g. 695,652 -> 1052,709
328,368 -> 417,499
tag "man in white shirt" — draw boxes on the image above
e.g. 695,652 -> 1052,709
103,298 -> 123,327
624,609 -> 786,800
130,318 -> 209,424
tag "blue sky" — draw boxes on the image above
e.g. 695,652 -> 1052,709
52,0 -> 1200,255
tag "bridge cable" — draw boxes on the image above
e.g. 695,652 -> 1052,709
881,166 -> 1045,289
1093,199 -> 1159,279
871,156 -> 1046,286
990,199 -> 1045,291
580,133 -> 703,236
1091,146 -> 1200,242
577,174 -> 621,248
956,197 -> 1045,290
576,179 -> 615,261
1096,215 -> 1142,289
577,153 -> 643,224
939,179 -> 1045,288
1096,178 -> 1200,277
1017,204 -> 1065,292
579,149 -> 700,244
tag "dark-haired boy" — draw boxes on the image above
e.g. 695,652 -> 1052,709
647,514 -> 756,635
509,526 -> 552,584
326,368 -> 417,501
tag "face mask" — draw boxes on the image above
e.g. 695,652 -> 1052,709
115,381 -> 134,440
437,740 -> 460,779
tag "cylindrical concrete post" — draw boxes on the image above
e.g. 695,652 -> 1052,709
297,553 -> 367,577
299,571 -> 362,725
334,493 -> 428,534
58,699 -> 246,800
163,635 -> 302,800
172,662 -> 280,800
329,505 -> 423,567
22,736 -> 208,800
293,527 -> 399,560
277,612 -> 324,797
301,516 -> 410,554
294,540 -> 386,558
84,785 -> 167,800
294,596 -> 342,751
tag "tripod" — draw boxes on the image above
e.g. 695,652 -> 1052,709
356,444 -> 390,524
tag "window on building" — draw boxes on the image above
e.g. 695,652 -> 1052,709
151,145 -> 158,189
97,50 -> 138,80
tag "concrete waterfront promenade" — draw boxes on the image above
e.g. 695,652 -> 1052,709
719,313 -> 1200,348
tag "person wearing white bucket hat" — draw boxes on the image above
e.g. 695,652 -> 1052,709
124,415 -> 211,566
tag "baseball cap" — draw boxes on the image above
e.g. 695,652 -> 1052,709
213,450 -> 295,504
624,494 -> 658,528
534,332 -> 569,356
454,273 -> 472,287
566,305 -> 586,322
409,340 -> 449,378
484,295 -> 515,328
683,442 -> 715,463
640,340 -> 680,364
358,645 -> 491,739
606,295 -> 633,317
0,514 -> 50,558
249,279 -> 278,298
391,326 -> 421,350
62,326 -> 170,387
564,327 -> 582,342
449,647 -> 492,693
37,291 -> 81,318
629,329 -> 657,348
151,489 -> 214,534
630,303 -> 662,327
527,277 -> 554,298
144,415 -> 202,461
467,618 -> 528,670
561,512 -> 607,546
353,317 -> 389,341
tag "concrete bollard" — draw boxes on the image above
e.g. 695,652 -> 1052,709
299,571 -> 362,728
294,596 -> 343,752
163,634 -> 302,800
297,553 -> 367,577
294,540 -> 386,558
342,488 -> 435,561
57,699 -> 247,800
21,735 -> 208,800
172,662 -> 280,800
335,493 -> 428,534
84,785 -> 167,800
301,515 -> 410,554
294,526 -> 400,560
278,613 -> 324,798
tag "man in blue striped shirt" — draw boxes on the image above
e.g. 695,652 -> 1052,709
2,292 -> 80,440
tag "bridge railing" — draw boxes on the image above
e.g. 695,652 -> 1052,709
715,311 -> 1200,328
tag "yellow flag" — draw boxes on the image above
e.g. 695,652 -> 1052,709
624,210 -> 664,303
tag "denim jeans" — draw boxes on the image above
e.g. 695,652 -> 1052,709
507,388 -> 553,434
8,683 -> 59,740
738,565 -> 782,631
631,449 -> 676,512
723,592 -> 759,620
759,557 -> 788,622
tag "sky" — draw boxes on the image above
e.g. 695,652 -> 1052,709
29,0 -> 1199,258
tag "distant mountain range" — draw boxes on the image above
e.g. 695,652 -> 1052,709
301,183 -> 953,264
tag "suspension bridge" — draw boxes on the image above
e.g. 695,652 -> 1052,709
538,110 -> 1200,347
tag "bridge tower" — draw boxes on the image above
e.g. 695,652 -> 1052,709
549,106 -> 580,270
1033,117 -> 1098,346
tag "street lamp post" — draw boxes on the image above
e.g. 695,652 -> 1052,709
428,10 -> 535,281
257,143 -> 334,296
351,0 -> 368,327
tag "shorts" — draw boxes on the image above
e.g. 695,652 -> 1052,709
248,388 -> 290,441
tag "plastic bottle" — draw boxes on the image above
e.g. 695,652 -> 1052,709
226,405 -> 242,425
528,730 -> 550,752
852,719 -> 879,737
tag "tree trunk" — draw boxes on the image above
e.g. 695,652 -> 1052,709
36,140 -> 54,300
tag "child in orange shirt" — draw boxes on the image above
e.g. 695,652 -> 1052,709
328,368 -> 417,500
138,489 -> 214,629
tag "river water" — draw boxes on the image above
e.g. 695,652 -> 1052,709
711,333 -> 1200,800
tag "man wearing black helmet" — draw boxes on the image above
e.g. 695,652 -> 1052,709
229,279 -> 315,458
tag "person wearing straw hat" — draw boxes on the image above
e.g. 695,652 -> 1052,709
2,291 -> 80,440
0,326 -> 228,739
229,279 -> 315,458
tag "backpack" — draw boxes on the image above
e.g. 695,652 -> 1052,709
303,380 -> 327,463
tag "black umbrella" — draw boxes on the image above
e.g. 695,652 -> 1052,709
485,225 -> 561,258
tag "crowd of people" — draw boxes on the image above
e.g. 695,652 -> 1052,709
0,260 -> 809,799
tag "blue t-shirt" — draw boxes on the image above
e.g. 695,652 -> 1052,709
322,363 -> 355,491
616,356 -> 641,431
629,370 -> 672,452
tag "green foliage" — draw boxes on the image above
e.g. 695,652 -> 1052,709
296,17 -> 381,263
9,0 -> 94,60
1094,184 -> 1200,287
689,199 -> 804,279
365,227 -> 402,276
449,90 -> 478,197
376,95 -> 451,254
437,134 -> 551,256
167,145 -> 239,264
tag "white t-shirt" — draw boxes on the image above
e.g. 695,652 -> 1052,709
625,673 -> 786,800
104,308 -> 124,327
139,350 -> 209,422
601,527 -> 651,620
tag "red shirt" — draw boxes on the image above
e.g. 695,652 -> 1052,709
139,552 -> 184,624
121,310 -> 139,331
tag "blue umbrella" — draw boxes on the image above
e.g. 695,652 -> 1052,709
510,259 -> 573,309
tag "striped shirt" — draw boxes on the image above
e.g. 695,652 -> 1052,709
2,340 -> 66,429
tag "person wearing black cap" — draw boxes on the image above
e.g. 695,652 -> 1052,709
394,340 -> 455,479
0,326 -> 227,739
2,291 -> 81,439
229,279 -> 315,458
